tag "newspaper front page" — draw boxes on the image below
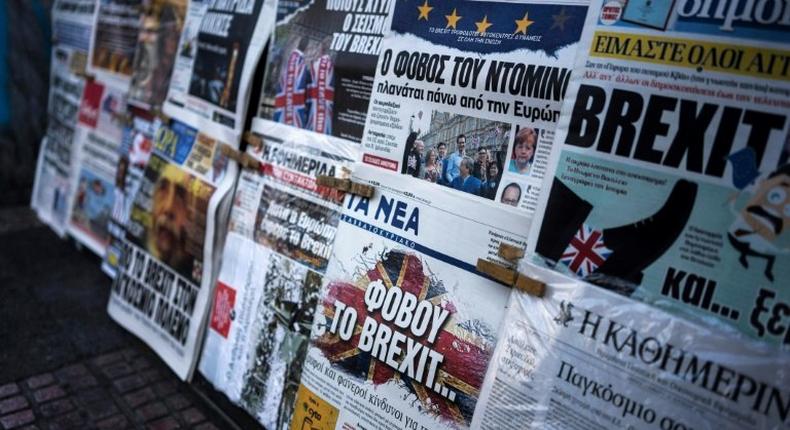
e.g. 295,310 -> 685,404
529,0 -> 790,347
474,262 -> 790,429
164,0 -> 275,143
127,0 -> 188,109
107,119 -> 237,380
199,119 -> 358,430
291,164 -> 530,429
102,109 -> 159,277
360,0 -> 588,215
257,0 -> 395,142
67,79 -> 129,255
31,0 -> 97,236
87,0 -> 143,89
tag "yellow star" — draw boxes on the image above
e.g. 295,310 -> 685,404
417,0 -> 433,21
514,12 -> 534,34
445,8 -> 462,29
475,15 -> 493,34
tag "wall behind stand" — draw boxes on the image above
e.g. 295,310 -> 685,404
0,0 -> 52,207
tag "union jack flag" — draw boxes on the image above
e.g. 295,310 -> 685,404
307,54 -> 334,135
560,224 -> 612,277
314,250 -> 495,426
273,49 -> 311,128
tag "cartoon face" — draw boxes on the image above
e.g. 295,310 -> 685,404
150,164 -> 190,269
743,172 -> 790,241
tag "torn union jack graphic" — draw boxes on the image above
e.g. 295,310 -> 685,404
314,250 -> 496,426
560,224 -> 612,277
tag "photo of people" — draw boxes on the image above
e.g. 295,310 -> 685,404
509,126 -> 538,175
128,154 -> 215,283
71,169 -> 114,244
500,183 -> 523,207
402,110 -> 511,201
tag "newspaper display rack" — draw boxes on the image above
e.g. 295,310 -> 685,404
27,0 -> 790,429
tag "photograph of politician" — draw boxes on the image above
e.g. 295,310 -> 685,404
509,126 -> 538,176
404,109 -> 511,201
128,154 -> 215,283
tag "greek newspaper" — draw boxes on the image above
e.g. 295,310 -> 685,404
474,261 -> 790,429
360,0 -> 588,215
257,0 -> 395,142
102,109 -> 159,277
67,79 -> 128,256
32,0 -> 97,236
107,119 -> 237,380
292,164 -> 530,429
164,0 -> 275,143
127,0 -> 188,108
87,0 -> 143,89
529,0 -> 790,347
199,119 -> 357,430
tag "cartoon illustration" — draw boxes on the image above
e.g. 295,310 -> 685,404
727,163 -> 790,282
536,177 -> 698,296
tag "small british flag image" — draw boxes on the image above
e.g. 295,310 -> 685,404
560,224 -> 612,277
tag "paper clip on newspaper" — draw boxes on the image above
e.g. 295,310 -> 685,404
477,243 -> 546,297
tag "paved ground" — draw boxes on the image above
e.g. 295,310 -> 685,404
0,208 -> 255,429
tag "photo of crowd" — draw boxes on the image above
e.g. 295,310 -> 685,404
400,111 -> 529,206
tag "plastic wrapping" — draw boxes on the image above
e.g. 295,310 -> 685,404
528,0 -> 790,347
107,119 -> 238,380
291,163 -> 531,429
474,261 -> 790,429
199,119 -> 358,430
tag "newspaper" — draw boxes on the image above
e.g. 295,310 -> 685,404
473,261 -> 790,429
291,164 -> 530,429
164,0 -> 275,144
107,119 -> 237,380
87,0 -> 143,89
360,0 -> 588,216
102,109 -> 160,277
66,79 -> 129,256
199,119 -> 358,430
31,0 -> 97,236
257,0 -> 395,143
127,0 -> 188,109
528,1 -> 790,347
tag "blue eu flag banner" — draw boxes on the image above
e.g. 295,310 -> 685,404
391,0 -> 587,56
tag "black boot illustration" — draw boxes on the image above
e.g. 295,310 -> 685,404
588,179 -> 697,294
535,178 -> 593,264
536,178 -> 697,296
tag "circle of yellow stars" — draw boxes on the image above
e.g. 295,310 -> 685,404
416,2 -> 573,34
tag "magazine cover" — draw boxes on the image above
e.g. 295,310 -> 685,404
102,109 -> 159,277
66,79 -> 128,256
474,261 -> 790,429
360,0 -> 588,216
164,0 -> 275,143
199,119 -> 358,430
127,0 -> 188,108
292,163 -> 530,429
107,119 -> 237,380
257,0 -> 395,143
87,0 -> 143,89
529,0 -> 790,347
31,0 -> 97,236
